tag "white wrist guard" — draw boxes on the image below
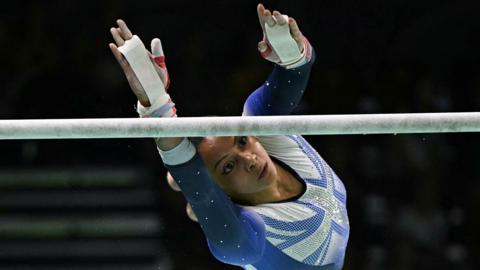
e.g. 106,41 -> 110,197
136,99 -> 176,118
158,137 -> 196,166
264,15 -> 303,66
118,35 -> 172,117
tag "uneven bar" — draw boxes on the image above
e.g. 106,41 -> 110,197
0,112 -> 479,140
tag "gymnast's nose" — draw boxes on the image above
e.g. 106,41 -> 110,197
239,152 -> 257,172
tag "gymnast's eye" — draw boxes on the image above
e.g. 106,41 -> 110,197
222,161 -> 235,175
238,136 -> 248,147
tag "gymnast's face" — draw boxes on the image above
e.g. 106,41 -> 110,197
197,136 -> 277,202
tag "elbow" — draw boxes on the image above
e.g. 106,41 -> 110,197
208,238 -> 264,266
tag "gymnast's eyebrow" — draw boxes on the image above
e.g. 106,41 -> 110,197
214,137 -> 237,172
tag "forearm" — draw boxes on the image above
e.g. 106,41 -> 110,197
111,25 -> 178,150
243,49 -> 315,116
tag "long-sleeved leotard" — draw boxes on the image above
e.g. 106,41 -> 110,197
161,49 -> 350,270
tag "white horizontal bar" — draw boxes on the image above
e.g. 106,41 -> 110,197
0,112 -> 479,140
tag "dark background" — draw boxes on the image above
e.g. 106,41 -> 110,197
0,0 -> 479,269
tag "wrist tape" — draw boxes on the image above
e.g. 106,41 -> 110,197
264,15 -> 302,65
118,35 -> 169,108
136,99 -> 176,118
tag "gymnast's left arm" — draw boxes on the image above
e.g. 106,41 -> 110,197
243,4 -> 315,116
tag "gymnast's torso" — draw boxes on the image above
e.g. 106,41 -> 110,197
237,135 -> 350,269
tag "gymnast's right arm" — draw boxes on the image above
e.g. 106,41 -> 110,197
109,20 -> 265,266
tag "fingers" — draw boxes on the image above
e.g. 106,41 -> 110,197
109,43 -> 129,72
166,173 -> 198,223
110,27 -> 125,46
288,17 -> 305,50
265,9 -> 275,27
186,203 -> 198,222
166,172 -> 181,192
116,19 -> 133,40
166,171 -> 199,222
110,19 -> 134,47
259,5 -> 290,30
256,3 -> 267,32
272,10 -> 288,25
257,3 -> 275,28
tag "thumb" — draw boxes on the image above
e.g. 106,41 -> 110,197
257,39 -> 276,62
150,37 -> 170,89
258,40 -> 268,53
151,38 -> 167,68
151,38 -> 164,57
258,40 -> 272,59
186,203 -> 198,222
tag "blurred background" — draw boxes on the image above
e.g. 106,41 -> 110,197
0,0 -> 479,269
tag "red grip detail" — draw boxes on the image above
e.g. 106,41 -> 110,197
260,46 -> 272,59
153,56 -> 171,90
154,56 -> 167,68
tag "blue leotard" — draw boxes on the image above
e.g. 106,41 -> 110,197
160,50 -> 350,269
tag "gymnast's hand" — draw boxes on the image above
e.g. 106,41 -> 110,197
109,19 -> 181,151
109,19 -> 171,107
256,3 -> 311,68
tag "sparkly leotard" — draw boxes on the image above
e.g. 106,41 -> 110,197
161,50 -> 350,269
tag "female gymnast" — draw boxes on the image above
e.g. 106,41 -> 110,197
109,3 -> 349,269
